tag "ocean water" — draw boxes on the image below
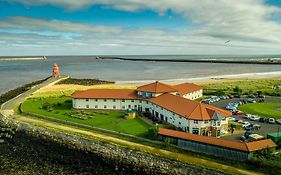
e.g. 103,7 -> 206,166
0,55 -> 281,94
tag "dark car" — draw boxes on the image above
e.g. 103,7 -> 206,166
248,94 -> 255,98
258,95 -> 265,98
259,117 -> 265,123
234,94 -> 241,98
244,130 -> 255,139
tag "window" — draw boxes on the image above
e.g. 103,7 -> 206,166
122,106 -> 125,109
86,105 -> 89,108
192,128 -> 199,135
217,121 -> 221,126
113,105 -> 116,109
179,116 -> 182,119
139,100 -> 142,103
86,99 -> 89,102
161,107 -> 163,110
95,99 -> 98,102
194,120 -> 199,124
113,99 -> 116,102
128,105 -> 131,108
131,99 -> 134,102
122,99 -> 125,102
104,105 -> 107,109
95,105 -> 98,108
204,120 -> 208,124
146,101 -> 148,104
179,122 -> 181,125
173,113 -> 175,116
104,99 -> 107,102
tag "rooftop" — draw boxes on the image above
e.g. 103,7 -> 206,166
148,93 -> 232,120
137,81 -> 177,93
158,128 -> 277,152
173,83 -> 202,96
71,89 -> 137,99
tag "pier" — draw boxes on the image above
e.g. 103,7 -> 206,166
101,56 -> 281,65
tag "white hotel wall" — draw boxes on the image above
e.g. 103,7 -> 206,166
183,89 -> 203,100
73,98 -> 200,134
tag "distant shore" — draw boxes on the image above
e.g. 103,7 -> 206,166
0,57 -> 47,61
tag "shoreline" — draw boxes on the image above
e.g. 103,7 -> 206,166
115,71 -> 281,85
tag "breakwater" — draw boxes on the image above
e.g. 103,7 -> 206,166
0,57 -> 47,61
101,56 -> 281,65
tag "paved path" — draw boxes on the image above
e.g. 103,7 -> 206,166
0,77 -> 264,175
1,76 -> 68,111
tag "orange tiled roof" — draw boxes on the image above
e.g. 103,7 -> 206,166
148,93 -> 232,120
158,128 -> 277,152
137,81 -> 177,93
71,89 -> 138,99
173,83 -> 202,96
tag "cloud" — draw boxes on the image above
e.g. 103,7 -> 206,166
2,0 -> 281,55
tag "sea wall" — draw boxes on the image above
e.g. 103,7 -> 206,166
0,113 -> 224,175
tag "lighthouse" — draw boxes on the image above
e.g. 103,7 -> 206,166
52,63 -> 60,78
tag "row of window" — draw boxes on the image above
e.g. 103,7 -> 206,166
85,104 -> 137,109
85,98 -> 142,103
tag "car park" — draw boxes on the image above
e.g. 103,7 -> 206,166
268,118 -> 276,124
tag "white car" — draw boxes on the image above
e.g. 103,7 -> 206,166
244,114 -> 251,119
250,115 -> 260,121
242,121 -> 251,128
228,117 -> 236,121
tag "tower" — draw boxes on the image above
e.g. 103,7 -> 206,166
52,63 -> 60,78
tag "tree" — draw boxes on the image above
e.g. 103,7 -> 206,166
147,126 -> 159,140
215,89 -> 225,96
233,86 -> 242,95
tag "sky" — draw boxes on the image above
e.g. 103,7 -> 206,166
0,0 -> 281,56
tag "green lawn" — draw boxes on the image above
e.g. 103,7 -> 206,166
21,97 -> 151,137
238,102 -> 281,119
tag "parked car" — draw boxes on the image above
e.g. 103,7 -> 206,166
252,124 -> 261,130
243,114 -> 250,119
247,98 -> 256,103
233,110 -> 244,115
234,94 -> 241,98
258,95 -> 265,98
259,117 -> 265,123
244,130 -> 255,139
237,120 -> 243,123
242,121 -> 251,128
250,115 -> 260,121
268,118 -> 276,124
248,94 -> 255,98
276,119 -> 281,125
228,117 -> 236,121
228,94 -> 234,99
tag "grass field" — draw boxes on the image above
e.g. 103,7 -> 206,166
202,78 -> 281,96
238,103 -> 281,119
21,97 -> 151,137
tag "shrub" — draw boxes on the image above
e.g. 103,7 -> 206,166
147,126 -> 159,140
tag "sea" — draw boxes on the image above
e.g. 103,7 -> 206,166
1,55 -> 281,95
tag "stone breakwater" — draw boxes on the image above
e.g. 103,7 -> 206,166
0,113 -> 224,175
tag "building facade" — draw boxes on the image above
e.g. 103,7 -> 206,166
72,81 -> 231,137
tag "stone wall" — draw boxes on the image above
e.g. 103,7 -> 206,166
0,113 -> 225,175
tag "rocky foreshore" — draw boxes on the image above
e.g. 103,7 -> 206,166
0,113 -> 225,175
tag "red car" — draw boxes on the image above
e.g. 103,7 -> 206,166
233,110 -> 245,115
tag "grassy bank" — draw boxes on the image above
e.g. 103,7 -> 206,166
238,103 -> 281,119
202,78 -> 281,96
21,97 -> 151,137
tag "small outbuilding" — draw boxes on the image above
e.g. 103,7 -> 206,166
125,109 -> 136,119
267,132 -> 281,145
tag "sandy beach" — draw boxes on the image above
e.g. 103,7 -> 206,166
32,71 -> 281,98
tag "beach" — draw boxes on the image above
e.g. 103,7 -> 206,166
1,55 -> 281,95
